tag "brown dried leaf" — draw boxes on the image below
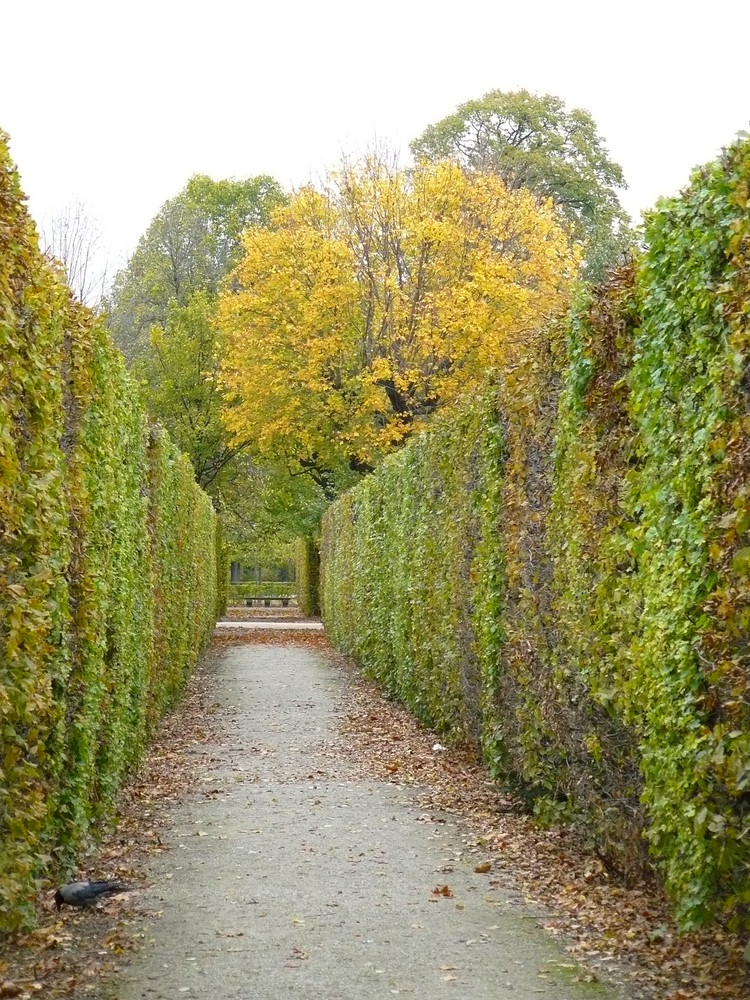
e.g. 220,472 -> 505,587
432,885 -> 453,898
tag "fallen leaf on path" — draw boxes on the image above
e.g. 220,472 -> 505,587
333,645 -> 750,1000
432,885 -> 453,898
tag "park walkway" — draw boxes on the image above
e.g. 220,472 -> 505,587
115,639 -> 617,999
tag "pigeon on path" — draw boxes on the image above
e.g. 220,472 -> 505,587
54,880 -> 129,910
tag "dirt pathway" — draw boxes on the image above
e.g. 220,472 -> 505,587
114,642 -> 617,999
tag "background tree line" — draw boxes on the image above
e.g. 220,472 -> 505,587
103,90 -> 632,559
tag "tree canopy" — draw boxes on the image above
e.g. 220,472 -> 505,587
410,90 -> 630,280
217,156 -> 580,498
129,291 -> 238,491
106,173 -> 290,550
108,173 -> 286,360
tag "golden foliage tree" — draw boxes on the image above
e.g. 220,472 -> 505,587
218,158 -> 580,496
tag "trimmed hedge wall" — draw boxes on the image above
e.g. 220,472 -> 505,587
296,536 -> 320,616
321,136 -> 750,931
0,133 -> 221,930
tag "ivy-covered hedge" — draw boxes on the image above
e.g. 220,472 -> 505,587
321,135 -> 750,931
0,133 -> 221,931
215,521 -> 229,620
296,536 -> 320,616
323,400 -> 496,739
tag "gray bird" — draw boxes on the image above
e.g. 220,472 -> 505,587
54,879 -> 129,910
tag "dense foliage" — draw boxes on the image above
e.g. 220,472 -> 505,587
322,396 -> 496,737
321,136 -> 750,931
130,291 -> 237,491
108,173 -> 286,362
296,537 -> 320,617
410,89 -> 631,280
107,174 -> 289,556
0,134 -> 222,931
218,156 -> 579,499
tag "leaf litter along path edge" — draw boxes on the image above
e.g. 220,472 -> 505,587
2,623 -> 745,998
215,620 -> 324,630
112,637 -> 620,1000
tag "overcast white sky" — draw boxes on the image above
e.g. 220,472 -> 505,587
2,0 -> 749,275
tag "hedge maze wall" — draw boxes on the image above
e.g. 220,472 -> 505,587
296,536 -> 320,616
321,136 -> 750,931
0,133 -> 222,930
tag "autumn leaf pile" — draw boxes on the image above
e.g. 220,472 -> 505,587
321,135 -> 750,934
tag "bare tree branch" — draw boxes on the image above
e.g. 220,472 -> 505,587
41,200 -> 109,308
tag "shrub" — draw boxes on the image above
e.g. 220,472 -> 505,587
0,132 -> 220,931
321,135 -> 750,931
296,537 -> 320,616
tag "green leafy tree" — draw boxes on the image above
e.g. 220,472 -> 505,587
108,174 -> 286,360
107,173 -> 291,550
130,292 -> 240,492
410,90 -> 631,280
219,458 -> 328,552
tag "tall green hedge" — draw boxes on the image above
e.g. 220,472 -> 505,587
0,132 -> 221,931
296,536 -> 320,616
323,399 -> 496,738
321,135 -> 750,931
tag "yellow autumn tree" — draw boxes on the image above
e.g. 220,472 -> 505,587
217,157 -> 580,496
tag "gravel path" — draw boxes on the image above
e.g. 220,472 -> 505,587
115,642 -> 616,999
